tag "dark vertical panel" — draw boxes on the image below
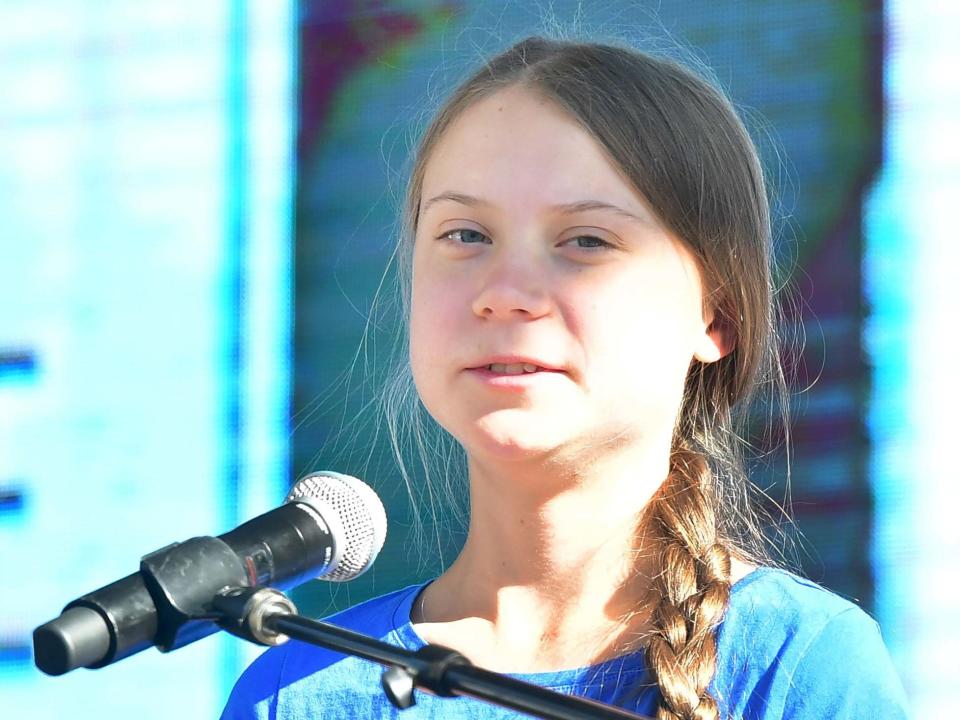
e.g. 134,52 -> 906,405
293,0 -> 884,615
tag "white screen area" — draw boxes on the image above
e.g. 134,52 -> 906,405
866,2 -> 960,714
0,2 -> 293,717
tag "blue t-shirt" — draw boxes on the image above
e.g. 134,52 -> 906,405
220,568 -> 909,719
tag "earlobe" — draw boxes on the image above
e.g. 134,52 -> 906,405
694,313 -> 736,364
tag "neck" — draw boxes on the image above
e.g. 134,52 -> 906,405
463,446 -> 665,587
417,439 -> 671,670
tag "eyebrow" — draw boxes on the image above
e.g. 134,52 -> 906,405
420,191 -> 653,226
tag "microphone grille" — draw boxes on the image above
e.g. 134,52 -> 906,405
285,472 -> 387,582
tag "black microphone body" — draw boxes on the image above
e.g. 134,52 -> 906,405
34,474 -> 381,676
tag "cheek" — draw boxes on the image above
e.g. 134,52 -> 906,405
409,286 -> 435,382
408,276 -> 471,437
409,269 -> 458,390
581,271 -> 703,393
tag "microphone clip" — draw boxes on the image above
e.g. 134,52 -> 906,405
211,586 -> 298,647
381,644 -> 472,709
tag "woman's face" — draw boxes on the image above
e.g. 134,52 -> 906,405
410,85 -> 726,466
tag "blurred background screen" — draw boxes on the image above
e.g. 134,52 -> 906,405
0,1 -> 955,717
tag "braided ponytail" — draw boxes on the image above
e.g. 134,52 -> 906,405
647,448 -> 732,720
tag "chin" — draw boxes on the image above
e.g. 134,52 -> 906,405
471,438 -> 555,464
460,415 -> 574,464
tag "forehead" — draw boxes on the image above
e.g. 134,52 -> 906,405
420,85 -> 650,217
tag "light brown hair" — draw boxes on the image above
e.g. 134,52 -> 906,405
389,36 -> 786,720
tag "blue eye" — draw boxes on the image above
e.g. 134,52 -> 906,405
568,235 -> 610,249
441,228 -> 490,244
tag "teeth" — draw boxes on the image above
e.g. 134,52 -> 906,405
487,363 -> 541,374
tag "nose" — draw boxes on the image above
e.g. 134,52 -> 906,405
470,252 -> 553,321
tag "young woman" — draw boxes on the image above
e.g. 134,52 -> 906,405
222,36 -> 908,719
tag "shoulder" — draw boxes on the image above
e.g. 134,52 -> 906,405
324,582 -> 426,637
723,566 -> 861,636
714,567 -> 909,719
219,583 -> 426,720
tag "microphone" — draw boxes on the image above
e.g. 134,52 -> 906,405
32,471 -> 387,676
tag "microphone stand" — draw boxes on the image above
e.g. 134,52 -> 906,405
213,587 -> 653,720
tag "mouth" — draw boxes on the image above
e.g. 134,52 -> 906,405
464,360 -> 567,390
484,362 -> 544,375
469,360 -> 565,376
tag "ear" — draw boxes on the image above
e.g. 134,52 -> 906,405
693,308 -> 736,363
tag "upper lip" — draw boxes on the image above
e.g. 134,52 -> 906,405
468,356 -> 566,372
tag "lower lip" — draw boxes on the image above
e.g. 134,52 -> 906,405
465,367 -> 566,390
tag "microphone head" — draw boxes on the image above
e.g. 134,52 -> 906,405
285,472 -> 387,582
